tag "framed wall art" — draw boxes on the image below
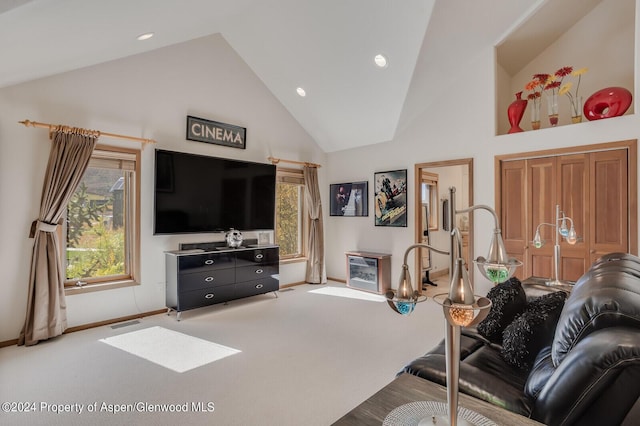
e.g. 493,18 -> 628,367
330,181 -> 369,216
374,169 -> 407,227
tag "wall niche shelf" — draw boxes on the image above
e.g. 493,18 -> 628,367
495,0 -> 636,136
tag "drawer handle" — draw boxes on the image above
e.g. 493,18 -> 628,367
205,259 -> 214,265
205,293 -> 215,299
255,254 -> 264,260
255,284 -> 264,289
255,269 -> 264,274
204,276 -> 214,282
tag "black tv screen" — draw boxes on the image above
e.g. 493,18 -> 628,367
154,149 -> 276,234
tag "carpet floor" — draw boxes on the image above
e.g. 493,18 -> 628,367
0,281 -> 449,426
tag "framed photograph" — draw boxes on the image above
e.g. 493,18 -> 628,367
374,169 -> 407,227
330,181 -> 369,216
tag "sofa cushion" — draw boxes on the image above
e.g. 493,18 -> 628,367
552,253 -> 640,366
477,277 -> 527,344
403,344 -> 533,416
524,345 -> 555,399
501,291 -> 567,370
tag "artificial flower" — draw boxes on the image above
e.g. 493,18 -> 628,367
524,75 -> 545,106
543,67 -> 573,96
560,67 -> 589,117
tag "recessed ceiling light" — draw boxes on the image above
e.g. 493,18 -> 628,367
296,87 -> 306,97
136,32 -> 154,41
374,54 -> 388,68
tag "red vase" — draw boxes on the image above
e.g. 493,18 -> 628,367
584,87 -> 632,121
508,91 -> 528,133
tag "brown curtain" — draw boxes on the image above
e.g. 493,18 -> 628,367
303,166 -> 326,284
19,128 -> 98,346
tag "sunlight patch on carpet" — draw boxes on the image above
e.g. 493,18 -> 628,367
309,286 -> 386,302
99,326 -> 241,373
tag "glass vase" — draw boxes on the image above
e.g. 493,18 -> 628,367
530,100 -> 541,130
547,93 -> 558,126
571,96 -> 583,123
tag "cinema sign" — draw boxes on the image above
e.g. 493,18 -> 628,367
186,115 -> 246,149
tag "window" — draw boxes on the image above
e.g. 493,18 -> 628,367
63,145 -> 140,288
275,167 -> 306,260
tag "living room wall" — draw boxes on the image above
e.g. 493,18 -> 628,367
323,0 -> 640,296
0,34 -> 325,342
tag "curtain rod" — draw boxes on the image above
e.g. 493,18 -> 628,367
19,119 -> 156,145
268,156 -> 321,168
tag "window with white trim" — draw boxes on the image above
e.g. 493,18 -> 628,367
64,145 -> 140,287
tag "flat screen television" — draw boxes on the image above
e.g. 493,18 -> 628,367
154,149 -> 276,234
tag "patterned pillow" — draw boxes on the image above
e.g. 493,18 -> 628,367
501,291 -> 567,370
477,277 -> 527,343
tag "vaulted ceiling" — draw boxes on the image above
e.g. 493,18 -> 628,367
0,0 -> 554,152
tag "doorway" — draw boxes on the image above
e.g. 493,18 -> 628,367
414,159 -> 473,292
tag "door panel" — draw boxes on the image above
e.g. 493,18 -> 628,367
497,143 -> 634,284
501,160 -> 526,279
528,157 -> 556,279
590,149 -> 628,259
557,154 -> 589,281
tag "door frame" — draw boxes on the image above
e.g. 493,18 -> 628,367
414,158 -> 474,290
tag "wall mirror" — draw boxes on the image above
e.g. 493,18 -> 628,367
414,159 -> 473,291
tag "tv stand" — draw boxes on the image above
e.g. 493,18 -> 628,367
165,243 -> 279,320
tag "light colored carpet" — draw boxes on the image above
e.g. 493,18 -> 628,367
100,326 -> 241,373
308,286 -> 387,302
0,282 -> 448,426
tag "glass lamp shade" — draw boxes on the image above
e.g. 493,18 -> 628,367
448,258 -> 475,305
433,294 -> 492,327
533,229 -> 544,249
566,227 -> 578,244
475,229 -> 522,284
559,218 -> 569,237
385,264 -> 426,316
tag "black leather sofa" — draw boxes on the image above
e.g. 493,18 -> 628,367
402,252 -> 640,425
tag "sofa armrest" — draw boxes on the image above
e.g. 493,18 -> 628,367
533,328 -> 640,426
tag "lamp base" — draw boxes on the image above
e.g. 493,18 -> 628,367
383,401 -> 496,426
418,415 -> 475,425
544,279 -> 575,287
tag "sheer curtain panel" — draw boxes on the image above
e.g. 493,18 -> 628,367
19,129 -> 98,346
303,166 -> 326,284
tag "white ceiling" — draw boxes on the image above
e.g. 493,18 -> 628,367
0,0 -> 545,152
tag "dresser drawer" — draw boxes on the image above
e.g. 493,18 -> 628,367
178,252 -> 234,272
234,278 -> 279,299
178,268 -> 236,292
236,247 -> 279,266
178,284 -> 235,311
235,264 -> 278,283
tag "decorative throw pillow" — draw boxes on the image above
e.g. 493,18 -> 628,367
477,277 -> 527,344
501,291 -> 567,370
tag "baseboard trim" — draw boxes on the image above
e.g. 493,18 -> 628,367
280,281 -> 307,289
0,309 -> 167,348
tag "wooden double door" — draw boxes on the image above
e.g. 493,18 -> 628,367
497,141 -> 637,282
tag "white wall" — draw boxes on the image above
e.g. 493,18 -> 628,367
2,1 -> 639,343
498,0 -> 635,133
0,34 -> 325,342
324,0 -> 640,297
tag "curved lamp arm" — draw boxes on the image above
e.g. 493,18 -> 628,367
457,203 -> 522,283
401,242 -> 449,265
456,204 -> 500,228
